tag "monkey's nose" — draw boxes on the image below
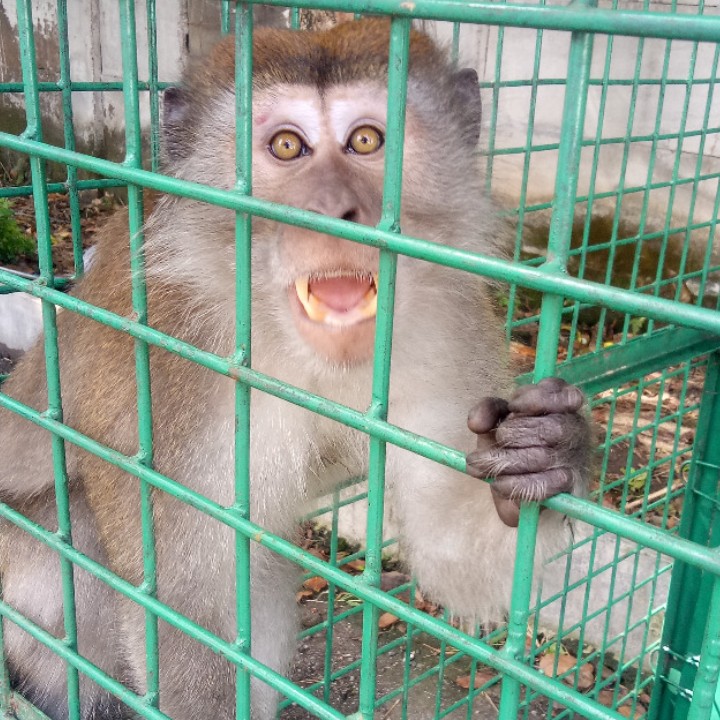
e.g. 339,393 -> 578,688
341,209 -> 359,223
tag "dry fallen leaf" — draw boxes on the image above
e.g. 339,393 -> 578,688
343,559 -> 366,573
455,668 -> 496,690
576,663 -> 595,691
596,689 -> 636,715
378,612 -> 399,629
538,651 -> 576,677
296,590 -> 314,603
303,576 -> 328,594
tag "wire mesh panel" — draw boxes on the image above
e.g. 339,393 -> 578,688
0,1 -> 719,720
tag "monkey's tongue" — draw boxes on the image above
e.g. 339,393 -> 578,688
295,275 -> 377,326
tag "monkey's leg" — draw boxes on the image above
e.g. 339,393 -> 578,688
389,448 -> 572,622
1,490 -> 130,720
119,544 -> 301,720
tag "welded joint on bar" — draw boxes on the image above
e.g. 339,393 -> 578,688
19,127 -> 39,143
366,400 -> 387,420
229,350 -> 250,368
377,218 -> 400,235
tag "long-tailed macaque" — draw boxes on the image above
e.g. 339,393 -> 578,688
0,19 -> 590,720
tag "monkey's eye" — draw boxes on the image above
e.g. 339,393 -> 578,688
346,125 -> 384,155
269,131 -> 308,161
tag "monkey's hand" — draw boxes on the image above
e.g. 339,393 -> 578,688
466,378 -> 591,527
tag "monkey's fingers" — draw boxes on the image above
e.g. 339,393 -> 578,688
466,445 -> 553,479
490,492 -> 521,528
489,467 -> 576,527
490,467 -> 575,503
494,412 -> 587,449
467,397 -> 510,435
508,378 -> 584,416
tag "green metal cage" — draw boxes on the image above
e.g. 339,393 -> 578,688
0,0 -> 719,719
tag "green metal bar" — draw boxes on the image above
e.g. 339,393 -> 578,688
0,179 -> 124,199
593,11 -> 645,348
651,352 -> 720,720
358,17 -> 410,720
146,0 -> 161,173
240,0 -> 720,41
505,14 -> 545,341
688,576 -> 720,720
15,1 -> 81,718
233,4 -> 253,717
2,133 -> 720,335
221,0 -> 232,34
0,81 -> 172,92
0,582 -> 9,714
118,0 -> 159,708
534,327 -> 720,396
1,601 -> 170,720
56,0 -> 83,279
0,497 -> 631,720
1,281 -> 719,579
499,6 -> 595,716
322,487 -> 341,706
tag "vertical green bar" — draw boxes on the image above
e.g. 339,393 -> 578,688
56,0 -> 84,277
233,3 -> 253,718
146,0 -> 161,173
687,575 -> 720,720
221,0 -> 231,35
498,6 -> 595,717
0,579 -> 10,713
118,0 -> 159,708
357,18 -> 410,720
15,1 -> 81,718
651,352 -> 720,720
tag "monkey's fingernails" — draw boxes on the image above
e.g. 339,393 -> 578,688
467,397 -> 510,434
508,378 -> 584,415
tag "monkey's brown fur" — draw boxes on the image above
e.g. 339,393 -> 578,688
0,19 -> 587,720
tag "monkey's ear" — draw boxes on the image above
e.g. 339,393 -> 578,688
162,86 -> 192,162
451,68 -> 482,146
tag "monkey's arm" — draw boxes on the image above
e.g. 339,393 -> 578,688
466,377 -> 592,527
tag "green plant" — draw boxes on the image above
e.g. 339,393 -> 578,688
0,198 -> 34,263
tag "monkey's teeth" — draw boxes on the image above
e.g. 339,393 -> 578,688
294,275 -> 377,326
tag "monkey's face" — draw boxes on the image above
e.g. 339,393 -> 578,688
251,84 -> 387,366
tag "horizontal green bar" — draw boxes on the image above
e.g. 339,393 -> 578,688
1,134 -> 719,335
2,692 -> 52,720
245,0 -> 720,41
0,602 -> 170,720
519,327 -> 720,395
2,354 -> 720,574
0,494 -> 628,720
492,125 -> 720,157
0,179 -> 124,199
0,81 -> 173,93
0,275 -> 463,469
0,506 -> 345,719
479,77 -> 720,89
0,270 -> 70,295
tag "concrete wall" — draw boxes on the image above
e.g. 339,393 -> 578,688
422,1 -> 720,256
0,0 -> 284,166
1,0 -> 718,247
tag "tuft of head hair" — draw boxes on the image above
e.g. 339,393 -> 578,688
161,19 -> 478,161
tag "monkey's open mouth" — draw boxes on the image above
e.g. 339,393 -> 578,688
294,272 -> 378,327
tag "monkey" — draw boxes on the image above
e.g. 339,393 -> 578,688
0,19 -> 591,720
